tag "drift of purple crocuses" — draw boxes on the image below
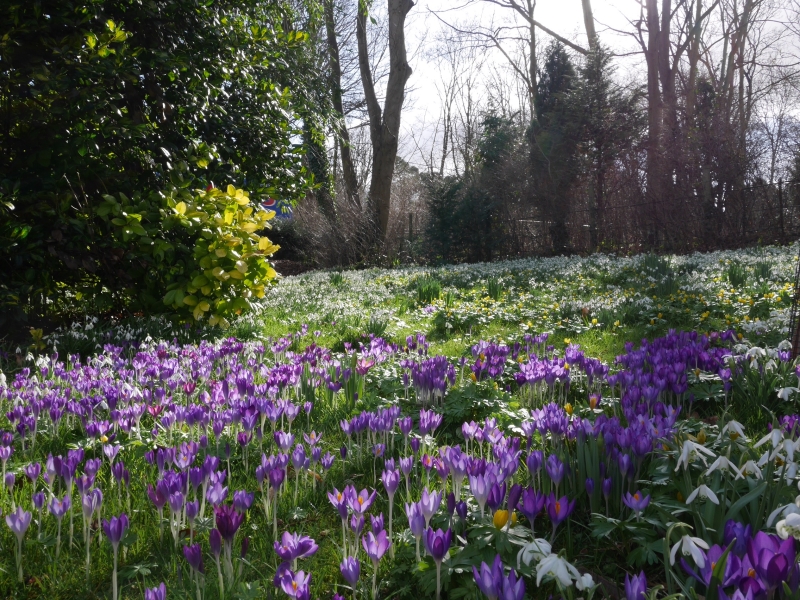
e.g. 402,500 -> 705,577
0,326 -> 798,600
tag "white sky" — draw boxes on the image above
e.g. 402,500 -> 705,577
397,0 -> 647,170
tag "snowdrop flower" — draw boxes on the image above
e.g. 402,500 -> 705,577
721,420 -> 747,441
767,501 -> 800,527
674,440 -> 716,472
536,554 -> 582,588
705,456 -> 741,478
755,429 -> 784,450
739,460 -> 763,479
776,513 -> 800,540
517,539 -> 552,568
575,572 -> 594,591
777,387 -> 799,401
670,535 -> 710,568
685,484 -> 719,505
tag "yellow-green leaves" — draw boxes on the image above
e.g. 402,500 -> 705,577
104,182 -> 279,327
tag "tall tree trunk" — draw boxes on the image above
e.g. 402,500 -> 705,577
580,0 -> 598,50
645,0 -> 663,245
527,0 -> 537,118
325,0 -> 361,208
356,0 -> 414,242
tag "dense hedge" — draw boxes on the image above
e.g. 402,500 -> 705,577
0,0 -> 325,329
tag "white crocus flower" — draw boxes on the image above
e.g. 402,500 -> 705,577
776,513 -> 800,540
705,456 -> 742,478
674,440 -> 716,472
670,535 -> 710,567
685,484 -> 720,505
739,460 -> 763,479
755,429 -> 784,450
721,420 -> 748,441
518,539 -> 552,568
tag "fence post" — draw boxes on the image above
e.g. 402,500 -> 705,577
779,178 -> 785,242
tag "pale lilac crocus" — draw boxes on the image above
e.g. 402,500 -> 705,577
48,494 -> 70,560
6,506 -> 31,582
420,487 -> 442,530
381,469 -> 400,558
102,514 -> 129,600
405,501 -> 425,562
362,529 -> 391,599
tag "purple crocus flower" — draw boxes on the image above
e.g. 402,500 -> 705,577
507,484 -> 522,512
546,493 -> 575,536
102,513 -> 129,547
274,531 -> 319,563
469,473 -> 494,517
406,502 -> 425,539
210,528 -> 222,559
622,491 -> 650,518
724,519 -> 752,557
144,583 -> 167,600
6,506 -> 31,541
340,556 -> 361,586
49,494 -> 71,519
602,478 -> 612,499
473,555 -> 503,600
279,569 -> 311,598
214,504 -> 244,542
486,482 -> 506,513
518,488 -> 545,530
347,487 -> 377,515
420,487 -> 442,528
328,487 -> 349,521
362,529 -> 391,567
23,462 -> 41,482
381,469 -> 400,497
624,571 -> 647,600
500,568 -> 525,600
350,514 -> 365,537
545,454 -> 564,487
183,543 -> 205,574
681,544 -> 741,588
233,490 -> 254,513
424,527 -> 452,563
746,531 -> 797,592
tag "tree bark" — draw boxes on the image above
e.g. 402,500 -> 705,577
580,0 -> 598,50
325,0 -> 361,208
645,0 -> 663,245
357,0 -> 414,242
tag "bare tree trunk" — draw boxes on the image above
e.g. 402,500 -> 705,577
325,0 -> 361,208
357,0 -> 414,242
645,0 -> 663,245
580,0 -> 598,49
526,0 -> 537,118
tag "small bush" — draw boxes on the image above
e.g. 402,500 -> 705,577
417,277 -> 441,304
97,183 -> 280,327
486,278 -> 503,301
